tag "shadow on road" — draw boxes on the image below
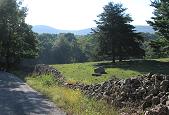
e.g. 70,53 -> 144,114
0,72 -> 65,115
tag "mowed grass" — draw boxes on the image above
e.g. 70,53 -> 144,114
53,62 -> 140,84
26,74 -> 118,115
53,58 -> 169,84
154,58 -> 169,62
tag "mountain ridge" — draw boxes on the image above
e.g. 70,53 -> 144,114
32,25 -> 155,35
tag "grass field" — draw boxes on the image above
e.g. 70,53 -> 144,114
52,58 -> 169,84
26,74 -> 118,115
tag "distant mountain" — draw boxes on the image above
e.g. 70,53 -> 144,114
32,25 -> 155,35
135,26 -> 155,33
32,25 -> 59,34
32,25 -> 92,35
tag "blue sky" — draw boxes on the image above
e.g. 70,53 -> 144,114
24,0 -> 154,30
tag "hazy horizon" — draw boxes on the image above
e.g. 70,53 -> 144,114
33,24 -> 153,31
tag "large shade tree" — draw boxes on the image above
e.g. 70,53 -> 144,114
147,0 -> 169,41
0,0 -> 38,68
93,2 -> 144,62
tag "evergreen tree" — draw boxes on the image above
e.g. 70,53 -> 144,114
93,2 -> 144,62
147,0 -> 169,40
0,0 -> 38,68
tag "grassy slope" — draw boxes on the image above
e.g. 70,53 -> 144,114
53,58 -> 169,84
26,75 -> 118,115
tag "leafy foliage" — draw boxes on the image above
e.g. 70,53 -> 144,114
147,0 -> 169,41
0,0 -> 38,68
36,33 -> 88,64
93,2 -> 145,62
147,0 -> 169,58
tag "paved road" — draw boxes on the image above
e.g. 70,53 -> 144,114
0,72 -> 66,115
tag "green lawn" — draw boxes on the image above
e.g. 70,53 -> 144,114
53,58 -> 169,84
154,58 -> 169,62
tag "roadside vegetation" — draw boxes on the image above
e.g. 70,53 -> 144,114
26,74 -> 118,115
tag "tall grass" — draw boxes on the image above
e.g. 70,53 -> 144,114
26,74 -> 118,115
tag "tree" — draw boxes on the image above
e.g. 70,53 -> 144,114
77,34 -> 98,61
36,33 -> 57,64
52,37 -> 72,64
0,0 -> 38,68
147,0 -> 169,41
93,2 -> 144,63
149,38 -> 169,58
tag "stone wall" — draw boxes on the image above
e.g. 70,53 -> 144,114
33,64 -> 169,115
33,64 -> 64,83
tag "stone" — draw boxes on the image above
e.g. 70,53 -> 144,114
152,96 -> 160,105
144,110 -> 158,115
161,95 -> 168,105
142,101 -> 152,110
150,87 -> 159,96
145,94 -> 153,102
158,92 -> 165,98
160,80 -> 169,91
166,101 -> 169,106
145,104 -> 169,115
94,66 -> 106,74
146,72 -> 153,78
157,105 -> 168,115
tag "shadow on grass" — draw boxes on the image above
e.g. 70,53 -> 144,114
10,65 -> 35,81
95,60 -> 169,75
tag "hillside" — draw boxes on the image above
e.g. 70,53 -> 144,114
32,25 -> 92,35
32,25 -> 155,35
135,25 -> 155,33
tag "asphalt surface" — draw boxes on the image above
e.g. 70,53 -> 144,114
0,72 -> 66,115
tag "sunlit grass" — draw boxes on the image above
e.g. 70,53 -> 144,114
154,58 -> 169,62
52,58 -> 169,84
52,62 -> 141,84
26,74 -> 118,115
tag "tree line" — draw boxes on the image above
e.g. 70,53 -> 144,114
0,0 -> 169,68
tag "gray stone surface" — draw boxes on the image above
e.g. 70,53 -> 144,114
94,66 -> 106,74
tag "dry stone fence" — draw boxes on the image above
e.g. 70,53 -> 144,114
34,64 -> 169,115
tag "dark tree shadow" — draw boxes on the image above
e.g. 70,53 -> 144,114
94,60 -> 169,75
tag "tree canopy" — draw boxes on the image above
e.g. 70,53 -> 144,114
93,2 -> 145,62
147,0 -> 169,41
0,0 -> 38,68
